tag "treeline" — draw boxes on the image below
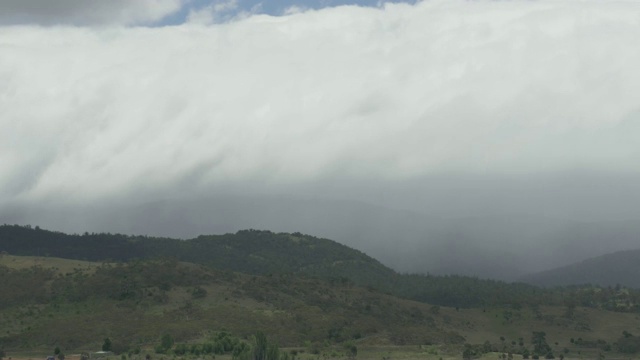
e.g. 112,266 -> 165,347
2,224 -> 640,311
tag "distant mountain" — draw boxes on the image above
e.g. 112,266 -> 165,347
520,249 -> 640,288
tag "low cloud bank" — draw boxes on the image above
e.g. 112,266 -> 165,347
1,0 -> 639,216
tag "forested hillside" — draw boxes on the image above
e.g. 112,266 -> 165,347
0,257 -> 465,351
4,225 -> 640,359
2,255 -> 640,359
2,224 -> 640,312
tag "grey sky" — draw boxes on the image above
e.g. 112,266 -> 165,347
0,0 -> 184,26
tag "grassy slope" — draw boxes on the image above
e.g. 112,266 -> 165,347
0,255 -> 102,274
1,256 -> 639,360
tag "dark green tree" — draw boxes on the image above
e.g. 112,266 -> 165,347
532,332 -> 551,356
102,338 -> 112,352
266,343 -> 279,360
253,332 -> 268,360
344,342 -> 357,358
156,334 -> 174,354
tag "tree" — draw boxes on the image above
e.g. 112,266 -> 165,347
102,338 -> 112,352
344,342 -> 357,358
0,347 -> 5,360
253,332 -> 268,360
462,345 -> 477,360
532,332 -> 551,356
192,286 -> 207,299
155,334 -> 174,354
266,343 -> 279,360
54,347 -> 61,355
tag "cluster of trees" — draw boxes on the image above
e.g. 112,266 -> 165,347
232,331 -> 295,360
465,331 -> 640,359
151,331 -> 295,360
616,331 -> 640,353
157,332 -> 241,356
464,332 -> 557,360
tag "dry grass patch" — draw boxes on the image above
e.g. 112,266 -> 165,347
0,255 -> 103,275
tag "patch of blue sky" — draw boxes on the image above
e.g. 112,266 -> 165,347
158,0 -> 418,26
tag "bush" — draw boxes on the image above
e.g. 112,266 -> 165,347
103,338 -> 112,352
192,286 -> 207,299
617,336 -> 640,353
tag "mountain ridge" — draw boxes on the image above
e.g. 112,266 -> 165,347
520,248 -> 640,288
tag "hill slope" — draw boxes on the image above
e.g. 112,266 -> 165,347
0,257 -> 462,351
2,256 -> 640,360
520,249 -> 640,288
0,225 -> 395,284
3,224 -> 640,312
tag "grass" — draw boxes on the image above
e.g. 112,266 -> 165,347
0,255 -> 103,275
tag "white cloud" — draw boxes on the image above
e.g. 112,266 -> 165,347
187,0 -> 241,25
2,0 -> 640,206
0,0 -> 183,26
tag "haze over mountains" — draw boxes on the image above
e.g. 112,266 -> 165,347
4,192 -> 640,282
521,249 -> 640,288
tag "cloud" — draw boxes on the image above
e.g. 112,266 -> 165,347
0,0 -> 184,26
186,0 -> 263,25
1,0 -> 640,208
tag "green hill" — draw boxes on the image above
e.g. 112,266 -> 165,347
2,256 -> 640,360
3,224 -> 640,311
0,225 -> 392,279
0,257 -> 460,351
3,225 -> 640,358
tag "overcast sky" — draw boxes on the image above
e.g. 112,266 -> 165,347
2,0 -> 640,230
